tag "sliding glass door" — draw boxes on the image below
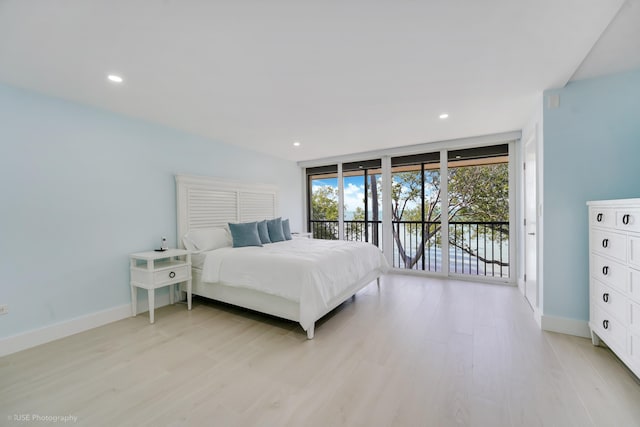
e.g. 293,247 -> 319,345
307,165 -> 339,240
390,152 -> 442,272
342,160 -> 382,246
306,142 -> 512,280
447,145 -> 510,278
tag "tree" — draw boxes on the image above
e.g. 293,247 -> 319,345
388,163 -> 509,269
350,174 -> 381,245
309,161 -> 509,271
310,185 -> 339,239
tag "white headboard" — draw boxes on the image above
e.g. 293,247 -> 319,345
176,174 -> 278,248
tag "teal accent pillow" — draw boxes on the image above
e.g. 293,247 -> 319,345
257,220 -> 272,244
267,217 -> 286,242
228,222 -> 263,248
282,218 -> 292,240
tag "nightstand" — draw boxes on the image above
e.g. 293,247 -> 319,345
130,249 -> 192,323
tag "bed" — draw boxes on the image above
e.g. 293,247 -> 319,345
175,174 -> 388,339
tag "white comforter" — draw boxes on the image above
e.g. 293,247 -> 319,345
199,238 -> 389,331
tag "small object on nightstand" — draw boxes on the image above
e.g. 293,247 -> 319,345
129,248 -> 192,324
161,236 -> 168,250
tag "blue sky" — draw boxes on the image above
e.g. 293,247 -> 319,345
312,176 -> 372,214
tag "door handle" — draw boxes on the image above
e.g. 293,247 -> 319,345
528,232 -> 536,236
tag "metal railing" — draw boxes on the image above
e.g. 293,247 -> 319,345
309,220 -> 382,245
309,219 -> 509,278
449,221 -> 509,278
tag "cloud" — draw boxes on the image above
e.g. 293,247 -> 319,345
343,182 -> 364,212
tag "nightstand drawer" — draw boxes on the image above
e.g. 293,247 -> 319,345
153,264 -> 189,284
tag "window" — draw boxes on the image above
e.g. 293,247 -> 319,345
390,152 -> 441,271
307,165 -> 339,239
447,145 -> 509,278
305,141 -> 512,280
343,160 -> 382,246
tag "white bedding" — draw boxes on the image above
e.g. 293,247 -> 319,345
198,238 -> 389,331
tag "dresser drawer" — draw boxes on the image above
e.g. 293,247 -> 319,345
630,268 -> 640,304
629,236 -> 640,269
594,279 -> 628,322
590,207 -> 616,229
590,229 -> 626,261
153,264 -> 190,285
630,332 -> 640,367
630,300 -> 640,334
591,254 -> 627,293
592,307 -> 627,352
616,209 -> 640,233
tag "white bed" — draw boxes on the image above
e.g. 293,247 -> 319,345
176,174 -> 388,339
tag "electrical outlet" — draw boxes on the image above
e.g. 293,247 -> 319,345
0,305 -> 8,315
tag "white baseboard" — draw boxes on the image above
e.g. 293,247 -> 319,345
0,292 -> 175,357
533,308 -> 542,328
540,314 -> 590,338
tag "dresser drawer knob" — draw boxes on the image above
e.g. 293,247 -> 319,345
602,266 -> 609,276
602,238 -> 609,248
603,319 -> 609,329
169,271 -> 176,279
602,293 -> 609,303
623,214 -> 631,225
597,213 -> 603,222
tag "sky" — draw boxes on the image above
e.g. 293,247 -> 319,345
312,176 -> 367,214
312,173 -> 436,218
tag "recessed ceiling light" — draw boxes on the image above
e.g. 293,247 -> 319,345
439,113 -> 449,119
107,74 -> 123,83
293,141 -> 301,147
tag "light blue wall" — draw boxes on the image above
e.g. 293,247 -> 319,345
543,69 -> 640,321
0,83 -> 302,339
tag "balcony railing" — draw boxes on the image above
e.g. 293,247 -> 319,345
309,220 -> 382,245
309,219 -> 509,278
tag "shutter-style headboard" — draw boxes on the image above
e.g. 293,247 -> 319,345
176,175 -> 278,248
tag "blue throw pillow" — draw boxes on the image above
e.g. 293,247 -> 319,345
282,218 -> 292,240
228,222 -> 263,248
257,220 -> 272,244
267,217 -> 286,242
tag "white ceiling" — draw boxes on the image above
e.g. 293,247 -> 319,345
1,0 -> 638,162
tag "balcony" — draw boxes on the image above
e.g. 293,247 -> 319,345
309,219 -> 509,278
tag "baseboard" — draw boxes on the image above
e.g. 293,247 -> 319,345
540,314 -> 590,338
0,292 -> 175,357
533,308 -> 542,328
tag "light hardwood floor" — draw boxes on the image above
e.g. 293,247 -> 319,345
2,275 -> 640,426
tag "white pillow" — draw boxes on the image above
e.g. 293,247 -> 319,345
183,227 -> 231,252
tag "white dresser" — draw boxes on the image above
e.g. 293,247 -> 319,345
588,199 -> 640,378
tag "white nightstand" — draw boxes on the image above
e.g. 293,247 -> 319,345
130,249 -> 192,323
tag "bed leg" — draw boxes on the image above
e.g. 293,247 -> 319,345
377,277 -> 380,288
306,324 -> 315,340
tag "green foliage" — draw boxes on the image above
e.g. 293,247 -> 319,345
448,164 -> 508,222
310,162 -> 509,269
310,185 -> 339,239
311,185 -> 338,220
390,162 -> 509,269
353,206 -> 365,221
